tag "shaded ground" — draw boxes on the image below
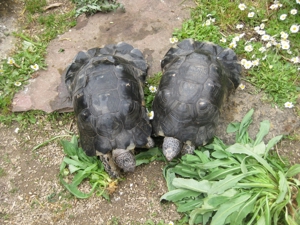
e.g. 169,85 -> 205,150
1,0 -> 300,225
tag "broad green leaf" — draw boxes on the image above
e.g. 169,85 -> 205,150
189,208 -> 213,225
203,166 -> 241,181
72,170 -> 90,186
210,194 -> 251,225
226,122 -> 240,133
285,164 -> 300,178
177,198 -> 204,212
206,195 -> 231,208
194,150 -> 210,163
265,135 -> 283,155
173,165 -> 200,178
265,195 -> 271,225
257,214 -> 266,225
68,164 -> 81,174
182,154 -> 203,163
195,159 -> 236,170
60,139 -> 77,156
253,120 -> 270,146
163,165 -> 177,191
252,141 -> 266,155
172,178 -> 212,193
230,192 -> 260,224
238,109 -> 254,141
160,188 -> 200,202
240,156 -> 248,174
226,143 -> 276,177
208,173 -> 254,195
202,212 -> 213,225
211,150 -> 230,159
276,171 -> 288,203
63,157 -> 88,169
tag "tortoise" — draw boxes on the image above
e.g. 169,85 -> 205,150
64,42 -> 154,178
152,39 -> 241,161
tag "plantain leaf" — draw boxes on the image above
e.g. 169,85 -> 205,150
252,141 -> 266,155
210,194 -> 251,225
177,198 -> 204,212
227,122 -> 240,133
253,120 -> 270,146
160,188 -> 200,202
265,135 -> 283,156
172,178 -> 212,193
285,164 -> 300,178
276,171 -> 288,203
208,173 -> 254,195
203,166 -> 241,181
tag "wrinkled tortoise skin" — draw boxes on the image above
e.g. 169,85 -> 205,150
64,42 -> 152,171
152,39 -> 241,148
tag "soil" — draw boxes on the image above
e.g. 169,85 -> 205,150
1,0 -> 300,225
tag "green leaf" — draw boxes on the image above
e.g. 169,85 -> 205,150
68,164 -> 81,174
226,143 -> 276,177
253,120 -> 270,146
203,166 -> 241,181
210,194 -> 251,225
172,178 -> 212,193
227,122 -> 240,133
252,141 -> 266,155
238,108 -> 254,138
230,192 -> 260,224
177,198 -> 204,212
160,188 -> 200,202
208,173 -> 254,195
276,171 -> 288,203
265,135 -> 282,156
285,164 -> 300,178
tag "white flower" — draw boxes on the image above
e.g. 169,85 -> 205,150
297,0 -> 300,4
280,31 -> 289,40
269,65 -> 273,69
260,23 -> 265,29
205,20 -> 212,26
7,57 -> 15,65
245,45 -> 253,52
169,37 -> 178,44
168,222 -> 174,225
236,24 -> 244,29
238,3 -> 247,10
229,41 -> 237,49
280,14 -> 287,20
147,111 -> 154,120
291,57 -> 300,63
220,37 -> 227,43
14,81 -> 22,86
149,86 -> 157,93
270,4 -> 279,10
239,83 -> 245,90
254,26 -> 260,31
252,59 -> 260,66
262,55 -> 267,60
290,24 -> 299,33
266,42 -> 272,48
284,102 -> 294,108
248,12 -> 255,18
259,47 -> 267,53
30,64 -> 39,71
240,59 -> 247,66
243,60 -> 253,69
14,128 -> 19,133
232,36 -> 240,42
257,30 -> 266,35
261,34 -> 270,41
281,40 -> 290,50
239,33 -> 245,38
290,9 -> 297,15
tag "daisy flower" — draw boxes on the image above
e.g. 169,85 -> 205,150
243,60 -> 253,69
270,4 -> 279,10
239,83 -> 245,90
297,0 -> 300,4
232,36 -> 240,42
169,37 -> 178,44
245,44 -> 253,52
291,57 -> 299,63
260,23 -> 265,29
147,111 -> 154,120
281,40 -> 290,50
280,14 -> 287,20
14,81 -> 22,87
290,24 -> 299,33
284,102 -> 294,108
259,47 -> 267,53
229,41 -> 237,49
261,34 -> 270,41
252,59 -> 260,67
30,64 -> 39,71
7,57 -> 15,65
290,9 -> 297,15
236,24 -> 244,29
248,12 -> 255,18
149,86 -> 157,93
220,37 -> 227,43
238,3 -> 247,10
280,31 -> 289,40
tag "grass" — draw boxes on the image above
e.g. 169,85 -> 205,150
173,0 -> 300,108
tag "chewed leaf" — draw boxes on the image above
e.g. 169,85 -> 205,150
160,188 -> 200,202
172,178 -> 212,193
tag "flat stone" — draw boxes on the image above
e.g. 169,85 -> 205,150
12,0 -> 193,113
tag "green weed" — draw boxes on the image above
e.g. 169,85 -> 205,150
0,167 -> 6,177
25,0 -> 47,14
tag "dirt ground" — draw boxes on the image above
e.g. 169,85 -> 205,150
1,0 -> 300,225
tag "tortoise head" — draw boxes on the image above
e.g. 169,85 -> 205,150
112,149 -> 136,173
162,137 -> 182,161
